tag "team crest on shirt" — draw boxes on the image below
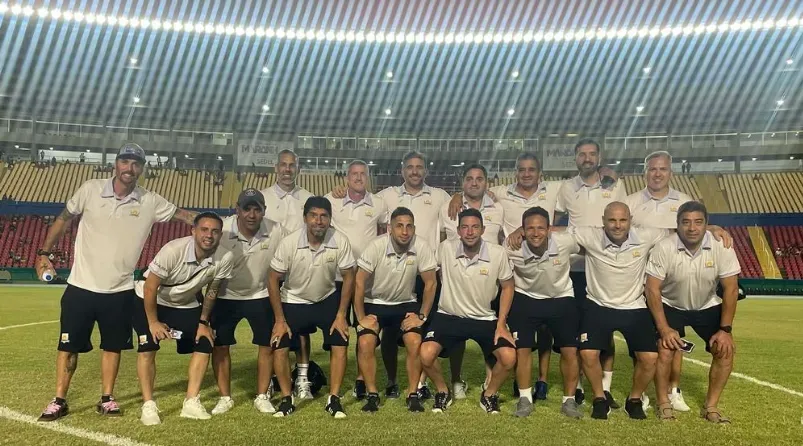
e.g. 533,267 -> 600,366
479,268 -> 489,275
365,210 -> 374,217
484,215 -> 492,222
326,255 -> 335,263
602,192 -> 611,198
424,199 -> 432,205
705,260 -> 714,268
129,209 -> 140,217
138,335 -> 148,346
580,333 -> 588,343
60,333 -> 70,343
425,331 -> 435,339
632,250 -> 641,258
538,194 -> 546,200
553,258 -> 562,265
405,259 -> 415,266
261,243 -> 269,249
670,206 -> 678,212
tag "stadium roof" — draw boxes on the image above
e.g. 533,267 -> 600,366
0,0 -> 801,138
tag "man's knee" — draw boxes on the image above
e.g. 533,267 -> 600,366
420,343 -> 440,367
402,333 -> 421,354
636,352 -> 658,368
358,335 -> 378,355
657,347 -> 674,364
580,349 -> 600,363
496,348 -> 516,370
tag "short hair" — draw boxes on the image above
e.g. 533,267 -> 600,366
277,149 -> 298,164
347,159 -> 368,174
462,163 -> 487,179
303,196 -> 332,217
676,201 -> 708,225
574,138 -> 601,154
458,208 -> 484,228
193,211 -> 223,228
390,206 -> 415,222
516,152 -> 541,171
402,150 -> 427,167
522,206 -> 550,228
644,151 -> 673,172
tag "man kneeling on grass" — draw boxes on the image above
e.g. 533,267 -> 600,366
133,212 -> 235,425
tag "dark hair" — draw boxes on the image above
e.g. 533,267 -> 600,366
402,150 -> 427,167
458,208 -> 484,227
462,163 -> 487,179
676,201 -> 708,225
391,206 -> 415,222
516,152 -> 541,171
303,196 -> 332,217
193,211 -> 224,228
574,138 -> 601,155
522,206 -> 550,229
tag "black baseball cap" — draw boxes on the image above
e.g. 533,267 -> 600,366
116,142 -> 146,163
237,188 -> 265,210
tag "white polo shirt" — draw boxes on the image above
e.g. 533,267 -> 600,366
270,227 -> 355,304
259,183 -> 313,233
217,215 -> 285,301
507,232 -> 579,299
490,181 -> 562,236
377,184 -> 451,250
357,235 -> 437,305
646,232 -> 741,311
437,239 -> 514,321
570,226 -> 669,309
556,176 -> 628,227
624,188 -> 694,229
439,194 -> 505,245
325,191 -> 389,259
66,178 -> 177,293
135,236 -> 235,309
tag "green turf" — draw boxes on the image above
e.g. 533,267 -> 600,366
1,286 -> 802,445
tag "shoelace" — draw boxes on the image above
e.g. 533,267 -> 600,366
100,400 -> 120,412
43,401 -> 62,415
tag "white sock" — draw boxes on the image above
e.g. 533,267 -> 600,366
297,363 -> 309,382
562,396 -> 574,403
220,396 -> 232,401
418,380 -> 427,389
669,387 -> 679,395
602,371 -> 613,392
519,388 -> 533,403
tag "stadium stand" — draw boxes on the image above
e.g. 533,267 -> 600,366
718,172 -> 803,214
765,226 -> 803,280
728,226 -> 764,279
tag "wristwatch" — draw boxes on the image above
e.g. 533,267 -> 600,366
199,319 -> 211,327
719,325 -> 732,333
417,313 -> 427,322
37,249 -> 52,256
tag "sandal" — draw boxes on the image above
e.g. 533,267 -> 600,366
700,406 -> 731,424
657,402 -> 676,421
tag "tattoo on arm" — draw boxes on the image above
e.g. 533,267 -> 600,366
172,208 -> 198,225
200,280 -> 221,321
57,209 -> 77,222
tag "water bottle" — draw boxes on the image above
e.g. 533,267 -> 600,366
41,269 -> 55,282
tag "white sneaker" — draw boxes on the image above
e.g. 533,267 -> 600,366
180,397 -> 211,420
452,380 -> 468,400
253,394 -> 276,413
641,393 -> 651,412
211,396 -> 234,415
669,388 -> 691,412
140,400 -> 161,426
295,379 -> 314,400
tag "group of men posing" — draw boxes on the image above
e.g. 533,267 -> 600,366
34,139 -> 740,425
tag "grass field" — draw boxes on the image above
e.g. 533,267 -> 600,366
1,286 -> 802,445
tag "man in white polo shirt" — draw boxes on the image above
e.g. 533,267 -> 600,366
268,196 -> 356,418
440,163 -> 504,245
354,207 -> 438,413
35,143 -> 197,422
570,202 -> 669,420
209,189 -> 285,416
646,201 -> 741,423
420,208 -> 516,414
133,212 -> 235,425
507,206 -> 583,419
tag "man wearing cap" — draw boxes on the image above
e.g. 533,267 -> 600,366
209,189 -> 286,416
36,143 -> 198,422
133,212 -> 235,425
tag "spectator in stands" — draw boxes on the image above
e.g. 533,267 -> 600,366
50,156 -> 57,166
39,150 -> 45,161
79,153 -> 85,163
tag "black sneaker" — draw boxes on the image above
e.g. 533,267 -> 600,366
604,390 -> 620,409
96,396 -> 122,416
591,397 -> 611,420
574,388 -> 585,405
406,393 -> 425,412
273,396 -> 295,417
624,397 -> 647,419
361,393 -> 380,413
385,383 -> 400,399
512,379 -> 519,397
38,399 -> 69,422
325,395 -> 346,419
534,380 -> 548,400
417,384 -> 432,400
479,393 -> 501,414
352,379 -> 367,401
431,392 -> 452,413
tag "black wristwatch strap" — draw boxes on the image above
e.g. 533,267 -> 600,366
37,249 -> 52,256
719,325 -> 732,333
199,319 -> 211,327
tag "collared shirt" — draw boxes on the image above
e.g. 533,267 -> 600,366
259,183 -> 313,233
217,215 -> 285,300
135,236 -> 235,308
66,178 -> 177,293
507,232 -> 579,299
437,239 -> 514,321
357,235 -> 437,305
377,184 -> 451,250
439,194 -> 505,245
570,226 -> 669,309
556,176 -> 628,228
624,188 -> 694,229
646,232 -> 741,311
490,181 -> 562,236
270,227 -> 355,304
325,191 -> 389,259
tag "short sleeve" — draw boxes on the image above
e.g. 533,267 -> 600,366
148,245 -> 178,279
357,242 -> 380,274
613,181 -> 628,200
416,242 -> 438,273
337,235 -> 356,270
439,203 -> 458,240
717,245 -> 742,279
569,226 -> 594,248
497,250 -> 514,281
65,182 -> 91,216
270,238 -> 292,274
151,192 -> 178,223
645,245 -> 668,280
436,241 -> 447,267
377,198 -> 389,225
215,251 -> 236,280
554,181 -> 570,214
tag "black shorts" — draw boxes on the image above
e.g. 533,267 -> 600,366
423,313 -> 515,366
357,302 -> 422,346
664,304 -> 722,353
570,271 -> 587,309
212,298 -> 274,347
57,285 -> 134,353
276,291 -> 348,350
579,300 -> 657,353
507,293 -> 579,350
132,297 -> 213,354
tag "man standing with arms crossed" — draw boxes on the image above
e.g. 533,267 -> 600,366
36,143 -> 197,421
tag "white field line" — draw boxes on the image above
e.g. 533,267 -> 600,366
0,320 -> 58,331
0,406 -> 154,446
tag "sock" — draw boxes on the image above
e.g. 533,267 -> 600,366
221,396 -> 233,401
101,394 -> 112,403
54,397 -> 66,405
669,387 -> 679,395
562,396 -> 574,403
602,371 -> 613,392
577,372 -> 584,390
297,363 -> 309,381
418,380 -> 427,389
518,388 -> 533,403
